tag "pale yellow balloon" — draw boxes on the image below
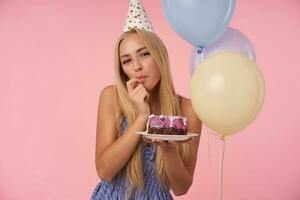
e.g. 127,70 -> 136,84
191,52 -> 265,136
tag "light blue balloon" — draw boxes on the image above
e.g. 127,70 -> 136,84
191,27 -> 256,74
163,0 -> 236,48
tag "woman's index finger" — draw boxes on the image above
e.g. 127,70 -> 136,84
126,78 -> 138,92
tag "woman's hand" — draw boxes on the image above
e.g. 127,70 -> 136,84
143,138 -> 192,151
127,78 -> 150,118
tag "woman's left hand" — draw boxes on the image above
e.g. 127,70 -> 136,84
143,137 -> 192,150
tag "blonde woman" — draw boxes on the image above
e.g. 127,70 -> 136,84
90,27 -> 202,200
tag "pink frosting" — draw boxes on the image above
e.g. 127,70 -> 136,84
149,115 -> 188,130
162,117 -> 170,127
172,118 -> 184,129
149,116 -> 164,128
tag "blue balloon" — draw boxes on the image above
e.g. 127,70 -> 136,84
162,0 -> 236,48
191,27 -> 256,74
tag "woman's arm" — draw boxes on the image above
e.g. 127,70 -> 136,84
95,85 -> 148,182
161,97 -> 202,196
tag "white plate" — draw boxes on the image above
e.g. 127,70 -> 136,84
136,131 -> 198,141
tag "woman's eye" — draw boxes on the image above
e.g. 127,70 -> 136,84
122,59 -> 131,64
141,52 -> 150,57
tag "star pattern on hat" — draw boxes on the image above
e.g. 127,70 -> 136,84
123,0 -> 154,32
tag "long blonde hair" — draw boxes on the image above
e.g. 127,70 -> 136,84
113,29 -> 189,197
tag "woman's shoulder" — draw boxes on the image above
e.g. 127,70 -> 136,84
177,94 -> 195,117
99,85 -> 117,109
177,94 -> 202,132
177,95 -> 191,108
100,85 -> 116,98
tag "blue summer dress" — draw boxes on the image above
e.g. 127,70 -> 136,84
90,116 -> 173,200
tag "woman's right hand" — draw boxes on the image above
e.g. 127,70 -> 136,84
126,78 -> 150,118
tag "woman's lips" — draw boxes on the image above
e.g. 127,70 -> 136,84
136,76 -> 147,83
136,76 -> 147,79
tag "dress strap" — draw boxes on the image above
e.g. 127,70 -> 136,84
119,115 -> 128,134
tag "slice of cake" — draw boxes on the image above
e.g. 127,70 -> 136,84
146,114 -> 188,135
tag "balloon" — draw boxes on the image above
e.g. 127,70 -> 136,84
191,52 -> 265,136
163,0 -> 236,48
190,49 -> 203,75
191,28 -> 256,74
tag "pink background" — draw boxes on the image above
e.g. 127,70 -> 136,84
1,0 -> 300,199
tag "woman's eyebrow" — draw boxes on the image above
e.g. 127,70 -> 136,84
136,47 -> 147,53
120,47 -> 147,58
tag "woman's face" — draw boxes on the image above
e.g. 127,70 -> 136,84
119,32 -> 161,92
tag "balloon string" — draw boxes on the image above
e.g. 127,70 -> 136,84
219,135 -> 225,200
200,50 -> 204,62
208,131 -> 226,200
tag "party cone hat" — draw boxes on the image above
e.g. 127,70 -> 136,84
123,0 -> 154,32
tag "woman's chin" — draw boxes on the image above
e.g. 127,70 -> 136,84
143,84 -> 152,92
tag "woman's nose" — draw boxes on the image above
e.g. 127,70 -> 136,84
133,59 -> 142,71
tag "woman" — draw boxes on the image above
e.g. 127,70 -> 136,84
91,28 -> 202,200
